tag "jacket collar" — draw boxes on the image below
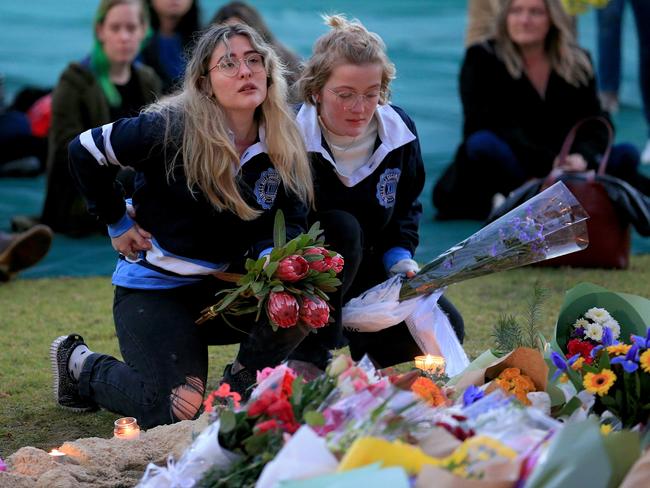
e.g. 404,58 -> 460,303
296,103 -> 416,187
236,125 -> 268,167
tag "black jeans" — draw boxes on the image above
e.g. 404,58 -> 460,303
78,279 -> 308,428
290,210 -> 465,369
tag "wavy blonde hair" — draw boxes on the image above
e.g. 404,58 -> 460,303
297,14 -> 395,105
494,0 -> 592,86
146,23 -> 312,220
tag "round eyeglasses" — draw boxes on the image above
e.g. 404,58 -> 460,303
208,53 -> 265,77
326,88 -> 382,110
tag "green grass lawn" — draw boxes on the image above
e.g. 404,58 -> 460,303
2,257 -> 650,458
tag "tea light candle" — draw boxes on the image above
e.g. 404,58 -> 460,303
114,417 -> 140,440
49,449 -> 67,463
414,354 -> 446,375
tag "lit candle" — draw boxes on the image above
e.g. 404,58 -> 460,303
113,417 -> 141,440
48,449 -> 67,463
414,354 -> 446,375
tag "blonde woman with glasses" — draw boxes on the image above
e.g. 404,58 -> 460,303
287,15 -> 464,375
50,23 -> 313,428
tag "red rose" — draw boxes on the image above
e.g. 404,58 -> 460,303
567,338 -> 595,364
299,296 -> 330,328
275,255 -> 309,282
267,291 -> 299,328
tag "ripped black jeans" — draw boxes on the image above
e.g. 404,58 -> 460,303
77,280 -> 308,429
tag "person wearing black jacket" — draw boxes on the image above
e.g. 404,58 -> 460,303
288,15 -> 464,373
141,0 -> 201,93
433,0 -> 649,220
49,23 -> 314,428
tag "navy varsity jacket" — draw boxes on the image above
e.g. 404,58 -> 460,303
296,103 -> 424,269
68,111 -> 308,288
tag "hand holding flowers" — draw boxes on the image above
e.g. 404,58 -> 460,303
196,211 -> 343,330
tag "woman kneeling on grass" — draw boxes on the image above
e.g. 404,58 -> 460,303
50,23 -> 313,428
287,15 -> 465,372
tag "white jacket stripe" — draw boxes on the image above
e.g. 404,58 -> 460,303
79,129 -> 108,166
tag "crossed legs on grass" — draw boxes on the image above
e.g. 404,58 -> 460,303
50,279 -> 309,428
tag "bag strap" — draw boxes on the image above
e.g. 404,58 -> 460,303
557,115 -> 614,176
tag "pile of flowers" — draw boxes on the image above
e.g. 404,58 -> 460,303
197,211 -> 343,330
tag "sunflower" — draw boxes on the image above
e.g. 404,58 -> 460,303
606,344 -> 632,357
640,350 -> 650,374
583,369 -> 617,396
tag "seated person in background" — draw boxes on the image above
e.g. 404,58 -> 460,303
210,1 -> 302,88
50,23 -> 314,427
13,0 -> 161,236
0,86 -> 50,176
0,225 -> 52,282
433,0 -> 650,221
288,15 -> 464,373
142,0 -> 201,93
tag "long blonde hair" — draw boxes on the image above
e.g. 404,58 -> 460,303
494,0 -> 592,86
146,23 -> 312,220
297,14 -> 395,105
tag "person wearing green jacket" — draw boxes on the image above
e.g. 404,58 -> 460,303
13,0 -> 161,236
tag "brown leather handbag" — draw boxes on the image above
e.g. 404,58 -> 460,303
536,117 -> 631,269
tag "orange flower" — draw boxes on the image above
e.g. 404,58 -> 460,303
498,368 -> 521,380
494,368 -> 536,406
411,377 -> 447,407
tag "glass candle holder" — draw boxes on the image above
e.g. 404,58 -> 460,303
48,449 -> 67,463
114,417 -> 141,440
414,354 -> 446,375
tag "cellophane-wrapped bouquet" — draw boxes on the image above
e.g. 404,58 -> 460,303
400,181 -> 589,300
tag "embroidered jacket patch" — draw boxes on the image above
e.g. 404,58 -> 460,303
254,168 -> 281,209
376,167 -> 401,208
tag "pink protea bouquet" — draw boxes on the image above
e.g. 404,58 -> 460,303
197,211 -> 343,330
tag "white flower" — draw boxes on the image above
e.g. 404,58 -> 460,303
574,318 -> 590,329
584,323 -> 604,342
585,307 -> 611,324
602,319 -> 620,339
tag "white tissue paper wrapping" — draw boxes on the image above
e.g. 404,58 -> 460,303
342,277 -> 468,377
137,419 -> 242,488
255,425 -> 339,488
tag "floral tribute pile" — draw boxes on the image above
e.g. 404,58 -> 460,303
136,282 -> 650,488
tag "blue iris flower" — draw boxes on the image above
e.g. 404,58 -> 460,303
462,385 -> 485,407
631,329 -> 650,349
601,327 -> 615,347
611,344 -> 640,373
550,352 -> 581,382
